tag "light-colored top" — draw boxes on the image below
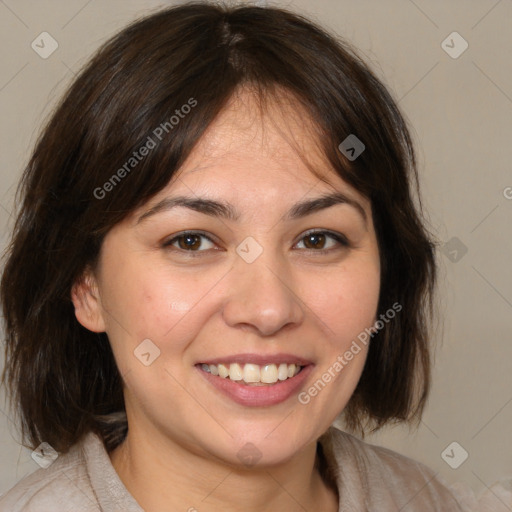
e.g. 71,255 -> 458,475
0,426 -> 510,511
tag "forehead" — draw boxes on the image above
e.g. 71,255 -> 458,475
170,88 -> 368,205
121,88 -> 373,234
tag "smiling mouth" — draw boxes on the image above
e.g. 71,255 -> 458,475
198,362 -> 304,386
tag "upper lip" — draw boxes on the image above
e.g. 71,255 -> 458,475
198,353 -> 313,366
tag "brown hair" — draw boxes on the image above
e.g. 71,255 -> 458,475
1,1 -> 438,453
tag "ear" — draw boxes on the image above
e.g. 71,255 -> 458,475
71,266 -> 106,333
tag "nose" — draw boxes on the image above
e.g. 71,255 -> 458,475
221,252 -> 305,337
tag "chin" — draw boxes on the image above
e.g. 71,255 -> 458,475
208,425 -> 315,470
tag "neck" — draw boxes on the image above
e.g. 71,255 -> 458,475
109,422 -> 338,512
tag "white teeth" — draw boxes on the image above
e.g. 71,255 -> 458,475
243,364 -> 260,383
218,363 -> 229,378
229,363 -> 243,381
200,362 -> 303,384
260,364 -> 278,383
277,363 -> 288,381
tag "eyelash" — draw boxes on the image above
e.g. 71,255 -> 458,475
162,229 -> 350,257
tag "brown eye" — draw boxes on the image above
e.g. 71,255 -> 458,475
177,234 -> 202,250
296,231 -> 349,252
303,233 -> 327,249
164,232 -> 216,252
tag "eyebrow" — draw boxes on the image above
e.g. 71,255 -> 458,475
136,192 -> 368,227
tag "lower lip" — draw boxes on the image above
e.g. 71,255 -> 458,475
196,365 -> 314,407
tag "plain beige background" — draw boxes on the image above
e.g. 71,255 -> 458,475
0,0 -> 511,499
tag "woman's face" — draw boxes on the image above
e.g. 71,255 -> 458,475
76,90 -> 381,467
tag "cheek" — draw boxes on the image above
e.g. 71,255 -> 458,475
303,262 -> 380,344
99,253 -> 214,351
295,264 -> 379,422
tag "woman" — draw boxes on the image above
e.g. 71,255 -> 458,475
0,2 -> 508,511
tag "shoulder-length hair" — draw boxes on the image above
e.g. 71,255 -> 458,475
1,1 -> 438,453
